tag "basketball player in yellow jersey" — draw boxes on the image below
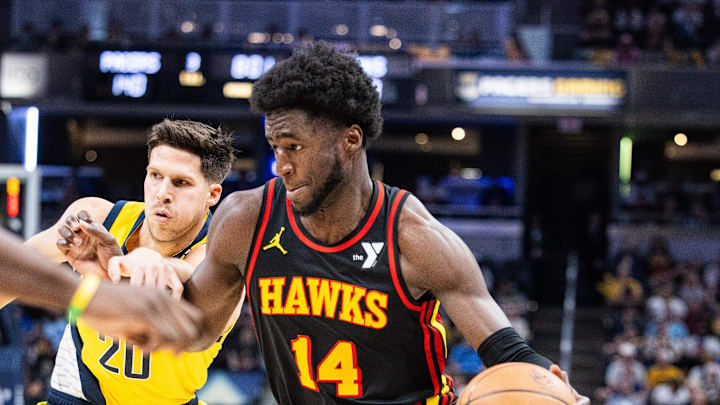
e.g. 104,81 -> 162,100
15,119 -> 239,405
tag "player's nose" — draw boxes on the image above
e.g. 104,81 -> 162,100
156,179 -> 173,202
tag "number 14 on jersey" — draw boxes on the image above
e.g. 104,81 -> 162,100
291,335 -> 362,397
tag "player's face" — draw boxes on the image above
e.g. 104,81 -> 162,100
266,109 -> 346,216
144,145 -> 215,242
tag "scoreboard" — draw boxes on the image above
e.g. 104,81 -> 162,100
80,48 -> 415,106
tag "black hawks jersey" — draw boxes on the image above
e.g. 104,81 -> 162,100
245,178 -> 455,405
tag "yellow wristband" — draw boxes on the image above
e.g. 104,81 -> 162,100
66,274 -> 101,324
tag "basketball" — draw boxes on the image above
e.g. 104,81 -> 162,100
457,362 -> 575,405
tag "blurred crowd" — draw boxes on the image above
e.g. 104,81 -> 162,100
620,175 -> 720,225
581,0 -> 720,66
596,235 -> 720,405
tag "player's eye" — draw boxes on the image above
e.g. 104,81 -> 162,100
290,144 -> 302,151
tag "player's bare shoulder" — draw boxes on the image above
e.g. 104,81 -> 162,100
397,194 -> 476,295
63,197 -> 114,224
206,185 -> 266,273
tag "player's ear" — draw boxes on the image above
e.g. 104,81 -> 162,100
207,183 -> 222,207
343,124 -> 363,153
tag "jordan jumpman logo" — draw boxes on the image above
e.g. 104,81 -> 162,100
263,226 -> 288,255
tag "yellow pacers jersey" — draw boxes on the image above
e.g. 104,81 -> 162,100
49,200 -> 228,405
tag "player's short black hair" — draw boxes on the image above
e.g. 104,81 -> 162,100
250,41 -> 383,147
147,119 -> 234,183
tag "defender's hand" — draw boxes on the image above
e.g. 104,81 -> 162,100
57,210 -> 122,278
107,248 -> 184,299
549,364 -> 590,405
82,282 -> 203,352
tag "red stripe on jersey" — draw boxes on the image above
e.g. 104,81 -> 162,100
387,190 -> 423,312
286,179 -> 385,253
245,178 -> 276,293
429,303 -> 446,377
421,301 -> 441,394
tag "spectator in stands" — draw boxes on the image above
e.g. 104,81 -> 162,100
647,348 -> 685,389
646,237 -> 675,287
605,378 -> 647,405
605,342 -> 647,395
679,269 -> 705,309
687,354 -> 720,404
649,380 -> 692,405
647,282 -> 688,322
597,254 -> 644,307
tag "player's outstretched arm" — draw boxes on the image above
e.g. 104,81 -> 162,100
183,187 -> 265,351
397,195 -> 589,404
0,229 -> 203,351
0,198 -> 115,309
0,229 -> 80,311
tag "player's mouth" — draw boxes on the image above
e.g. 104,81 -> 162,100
152,208 -> 173,223
286,185 -> 307,200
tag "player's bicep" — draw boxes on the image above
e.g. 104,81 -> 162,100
399,201 -> 510,349
184,248 -> 244,351
183,189 -> 262,349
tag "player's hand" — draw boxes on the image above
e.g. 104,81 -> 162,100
549,364 -> 590,405
107,247 -> 184,299
82,282 -> 203,352
57,210 -> 122,278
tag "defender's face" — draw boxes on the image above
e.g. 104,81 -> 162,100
144,145 -> 212,242
265,109 -> 346,216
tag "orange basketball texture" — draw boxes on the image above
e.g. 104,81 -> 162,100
457,362 -> 575,405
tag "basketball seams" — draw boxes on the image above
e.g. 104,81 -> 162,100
465,361 -> 519,386
458,363 -> 575,405
465,389 -> 572,405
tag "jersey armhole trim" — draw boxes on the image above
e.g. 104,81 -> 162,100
387,190 -> 424,312
101,200 -> 127,229
244,178 -> 277,292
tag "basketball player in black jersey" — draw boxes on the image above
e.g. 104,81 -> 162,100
109,42 -> 589,404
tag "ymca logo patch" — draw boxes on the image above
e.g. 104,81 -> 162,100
360,242 -> 384,269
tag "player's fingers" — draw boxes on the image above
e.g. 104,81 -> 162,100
64,214 -> 81,232
167,271 -> 184,300
549,364 -> 564,381
78,218 -> 116,245
575,395 -> 591,405
156,270 -> 169,292
143,266 -> 158,288
107,257 -> 124,283
58,224 -> 81,247
56,238 -> 71,254
129,267 -> 144,287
